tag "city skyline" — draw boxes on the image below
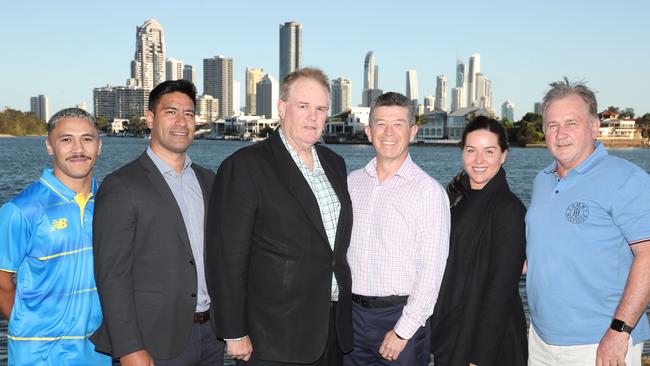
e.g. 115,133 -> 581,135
1,0 -> 649,121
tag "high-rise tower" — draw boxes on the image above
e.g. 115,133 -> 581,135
456,60 -> 467,109
467,53 -> 480,107
364,51 -> 375,90
165,58 -> 184,81
279,22 -> 302,81
435,75 -> 448,112
245,67 -> 265,115
331,77 -> 352,115
130,19 -> 165,91
406,70 -> 419,110
204,55 -> 233,117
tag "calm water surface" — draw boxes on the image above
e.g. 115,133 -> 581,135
1,136 -> 649,363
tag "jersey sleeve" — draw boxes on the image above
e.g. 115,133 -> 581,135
0,202 -> 31,272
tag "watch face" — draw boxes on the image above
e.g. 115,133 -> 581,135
611,319 -> 625,331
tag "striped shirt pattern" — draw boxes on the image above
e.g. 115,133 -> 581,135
279,128 -> 341,301
347,155 -> 450,338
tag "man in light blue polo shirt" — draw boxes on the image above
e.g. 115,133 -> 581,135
526,78 -> 650,366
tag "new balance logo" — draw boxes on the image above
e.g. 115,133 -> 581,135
50,218 -> 68,231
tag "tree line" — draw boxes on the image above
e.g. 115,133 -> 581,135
0,109 -> 47,136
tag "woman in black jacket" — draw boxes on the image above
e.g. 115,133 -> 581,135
430,116 -> 527,366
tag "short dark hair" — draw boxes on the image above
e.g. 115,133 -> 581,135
460,115 -> 508,152
369,92 -> 415,126
148,79 -> 197,112
47,107 -> 97,135
279,67 -> 330,102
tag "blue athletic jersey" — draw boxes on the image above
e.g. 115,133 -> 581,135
0,169 -> 110,365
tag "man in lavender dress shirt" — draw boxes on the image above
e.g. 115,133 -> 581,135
343,92 -> 450,365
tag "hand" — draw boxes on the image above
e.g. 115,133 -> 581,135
379,329 -> 408,362
120,350 -> 154,366
226,336 -> 253,361
596,329 -> 629,366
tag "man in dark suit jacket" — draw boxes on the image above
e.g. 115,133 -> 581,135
91,80 -> 224,366
206,68 -> 353,366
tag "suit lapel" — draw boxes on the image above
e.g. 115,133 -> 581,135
269,131 -> 329,245
191,165 -> 210,221
138,152 -> 194,258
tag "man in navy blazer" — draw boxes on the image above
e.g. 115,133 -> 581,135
206,68 -> 353,365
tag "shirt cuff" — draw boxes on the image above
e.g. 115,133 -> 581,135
224,336 -> 248,341
394,314 -> 420,339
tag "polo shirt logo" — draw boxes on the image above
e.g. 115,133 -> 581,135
565,202 -> 589,224
50,218 -> 68,231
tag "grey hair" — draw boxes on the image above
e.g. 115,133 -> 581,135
369,92 -> 415,126
47,108 -> 97,134
542,77 -> 598,123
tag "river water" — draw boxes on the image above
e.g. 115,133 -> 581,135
0,136 -> 649,363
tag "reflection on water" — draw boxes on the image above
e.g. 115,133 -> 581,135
1,137 -> 649,363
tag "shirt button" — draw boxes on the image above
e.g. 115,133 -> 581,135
191,293 -> 197,298
189,260 -> 195,266
555,190 -> 559,194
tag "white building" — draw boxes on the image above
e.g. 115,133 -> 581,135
456,60 -> 467,109
502,100 -> 515,121
447,106 -> 494,140
196,95 -> 219,122
93,85 -> 148,121
130,19 -> 165,91
450,87 -> 463,112
331,77 -> 352,115
467,53 -> 480,107
416,111 -> 447,140
165,58 -> 184,81
232,80 -> 241,116
435,75 -> 448,112
406,69 -> 419,111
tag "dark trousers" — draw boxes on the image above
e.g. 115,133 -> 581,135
113,321 -> 225,366
236,302 -> 342,366
343,302 -> 430,366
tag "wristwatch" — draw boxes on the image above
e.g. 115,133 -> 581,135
610,319 -> 634,334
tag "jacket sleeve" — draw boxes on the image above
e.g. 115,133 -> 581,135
470,198 -> 526,365
93,173 -> 144,357
205,155 -> 257,339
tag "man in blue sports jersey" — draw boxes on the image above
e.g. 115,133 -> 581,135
0,108 -> 110,365
526,78 -> 650,366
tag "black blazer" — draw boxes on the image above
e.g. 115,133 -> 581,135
205,130 -> 353,363
90,152 -> 215,359
431,168 -> 527,366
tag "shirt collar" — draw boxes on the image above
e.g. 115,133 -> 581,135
278,127 -> 324,174
364,154 -> 417,181
40,168 -> 97,202
543,141 -> 606,176
147,146 -> 192,176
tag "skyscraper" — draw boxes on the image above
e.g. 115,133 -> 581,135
30,95 -> 49,122
406,70 -> 419,111
197,95 -> 219,122
456,59 -> 467,109
165,58 -> 183,81
467,53 -> 480,107
130,19 -> 165,91
183,65 -> 196,85
364,51 -> 375,90
534,102 -> 543,115
424,96 -> 435,113
435,75 -> 448,112
502,100 -> 515,121
331,77 -> 352,115
256,74 -> 279,119
475,73 -> 492,108
93,85 -> 147,121
450,87 -> 463,112
204,55 -> 233,117
279,22 -> 301,81
245,67 -> 265,115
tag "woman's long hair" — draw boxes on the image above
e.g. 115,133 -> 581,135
447,115 -> 508,206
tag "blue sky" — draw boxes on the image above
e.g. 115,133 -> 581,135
1,0 -> 648,120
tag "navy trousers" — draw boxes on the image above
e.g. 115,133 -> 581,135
343,302 -> 431,366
